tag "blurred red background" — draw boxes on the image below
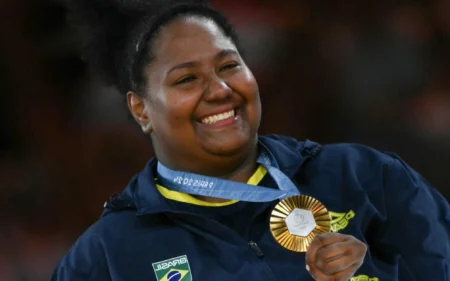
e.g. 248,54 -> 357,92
1,0 -> 449,280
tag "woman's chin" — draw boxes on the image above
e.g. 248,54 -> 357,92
200,133 -> 254,157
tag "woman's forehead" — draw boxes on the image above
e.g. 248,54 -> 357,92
152,16 -> 236,62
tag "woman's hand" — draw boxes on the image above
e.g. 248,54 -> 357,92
305,233 -> 367,281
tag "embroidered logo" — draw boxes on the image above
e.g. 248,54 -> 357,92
329,210 -> 355,232
350,275 -> 379,281
152,255 -> 192,281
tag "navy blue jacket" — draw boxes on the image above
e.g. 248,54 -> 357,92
52,135 -> 450,281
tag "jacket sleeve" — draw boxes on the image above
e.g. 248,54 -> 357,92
52,265 -> 92,281
51,232 -> 111,281
380,154 -> 450,280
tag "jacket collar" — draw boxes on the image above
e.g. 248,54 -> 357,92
103,135 -> 320,217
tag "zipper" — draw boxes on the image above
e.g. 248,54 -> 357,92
167,211 -> 267,259
248,240 -> 278,280
165,209 -> 277,280
248,241 -> 264,257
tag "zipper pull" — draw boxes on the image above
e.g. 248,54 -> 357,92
249,241 -> 264,257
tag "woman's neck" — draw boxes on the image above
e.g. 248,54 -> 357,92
194,156 -> 258,203
193,144 -> 259,203
156,141 -> 260,203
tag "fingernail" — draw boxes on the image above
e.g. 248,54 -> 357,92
306,265 -> 310,271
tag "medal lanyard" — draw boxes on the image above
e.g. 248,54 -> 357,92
156,142 -> 300,202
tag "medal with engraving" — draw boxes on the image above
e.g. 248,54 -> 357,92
269,195 -> 331,252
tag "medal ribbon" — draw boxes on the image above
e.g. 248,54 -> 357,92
156,142 -> 300,202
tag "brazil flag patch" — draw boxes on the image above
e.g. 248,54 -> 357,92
152,255 -> 192,281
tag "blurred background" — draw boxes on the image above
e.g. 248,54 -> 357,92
1,0 -> 449,280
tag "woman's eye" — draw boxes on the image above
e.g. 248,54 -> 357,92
220,63 -> 239,72
174,76 -> 197,85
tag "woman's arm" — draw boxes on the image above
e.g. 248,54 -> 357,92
380,154 -> 450,280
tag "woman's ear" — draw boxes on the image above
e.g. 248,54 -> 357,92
127,91 -> 153,135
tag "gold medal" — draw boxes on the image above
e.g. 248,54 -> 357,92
269,195 -> 330,252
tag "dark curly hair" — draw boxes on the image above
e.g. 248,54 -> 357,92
66,0 -> 240,95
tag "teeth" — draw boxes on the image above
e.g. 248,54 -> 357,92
201,109 -> 235,124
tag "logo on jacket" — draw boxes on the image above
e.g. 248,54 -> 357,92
350,275 -> 379,281
152,255 -> 192,281
329,210 -> 355,232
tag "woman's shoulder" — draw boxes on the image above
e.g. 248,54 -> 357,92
54,210 -> 174,274
307,140 -> 444,201
264,134 -> 395,167
321,141 -> 395,165
84,209 -> 175,243
311,141 -> 405,188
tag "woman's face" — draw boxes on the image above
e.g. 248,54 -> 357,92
128,15 -> 261,173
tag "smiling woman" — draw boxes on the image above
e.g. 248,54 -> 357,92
52,0 -> 450,281
128,16 -> 261,180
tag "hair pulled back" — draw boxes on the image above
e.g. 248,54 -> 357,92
66,0 -> 239,94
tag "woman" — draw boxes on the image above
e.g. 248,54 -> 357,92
53,0 -> 450,280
